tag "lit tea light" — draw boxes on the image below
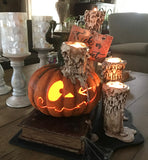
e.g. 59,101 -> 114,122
62,41 -> 89,57
68,42 -> 87,48
102,56 -> 127,82
106,57 -> 123,63
106,81 -> 128,89
93,7 -> 98,12
102,81 -> 136,142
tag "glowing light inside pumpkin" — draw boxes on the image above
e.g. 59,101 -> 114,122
36,80 -> 98,114
48,80 -> 93,102
37,84 -> 97,112
48,80 -> 63,101
48,80 -> 75,101
66,42 -> 87,48
106,57 -> 123,63
106,81 -> 127,89
35,77 -> 99,114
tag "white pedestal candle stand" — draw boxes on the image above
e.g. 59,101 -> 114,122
0,12 -> 30,107
32,16 -> 53,68
34,48 -> 53,68
4,53 -> 31,108
0,63 -> 11,95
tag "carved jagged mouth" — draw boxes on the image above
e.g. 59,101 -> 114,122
36,90 -> 97,113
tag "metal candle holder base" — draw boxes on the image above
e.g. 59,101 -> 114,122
0,64 -> 11,95
34,48 -> 53,68
4,53 -> 31,108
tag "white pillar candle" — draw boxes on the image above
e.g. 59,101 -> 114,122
32,16 -> 52,49
0,12 -> 28,55
61,41 -> 92,86
102,81 -> 136,142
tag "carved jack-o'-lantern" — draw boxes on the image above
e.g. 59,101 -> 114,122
28,64 -> 101,117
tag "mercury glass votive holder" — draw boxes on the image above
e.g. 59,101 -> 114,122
32,16 -> 52,49
0,12 -> 28,55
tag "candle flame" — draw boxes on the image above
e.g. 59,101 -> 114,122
106,81 -> 127,89
106,57 -> 123,63
67,42 -> 87,48
93,7 -> 98,11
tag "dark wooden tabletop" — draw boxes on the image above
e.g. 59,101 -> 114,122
0,63 -> 148,160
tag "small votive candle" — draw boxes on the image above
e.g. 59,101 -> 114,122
32,16 -> 52,49
102,57 -> 127,82
0,12 -> 28,55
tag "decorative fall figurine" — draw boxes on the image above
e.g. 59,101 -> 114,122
28,41 -> 101,117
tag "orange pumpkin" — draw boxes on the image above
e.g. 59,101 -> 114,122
28,64 -> 101,117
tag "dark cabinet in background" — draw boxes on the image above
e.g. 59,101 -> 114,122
0,0 -> 26,12
71,2 -> 95,16
71,2 -> 115,16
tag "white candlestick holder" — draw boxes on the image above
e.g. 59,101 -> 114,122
32,16 -> 52,48
0,63 -> 11,95
4,54 -> 31,108
0,12 -> 30,107
31,16 -> 53,68
34,48 -> 53,68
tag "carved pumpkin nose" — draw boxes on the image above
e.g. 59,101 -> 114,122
64,93 -> 74,98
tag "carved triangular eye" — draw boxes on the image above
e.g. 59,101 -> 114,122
48,80 -> 64,101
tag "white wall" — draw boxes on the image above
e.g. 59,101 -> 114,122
31,0 -> 59,21
115,0 -> 148,13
